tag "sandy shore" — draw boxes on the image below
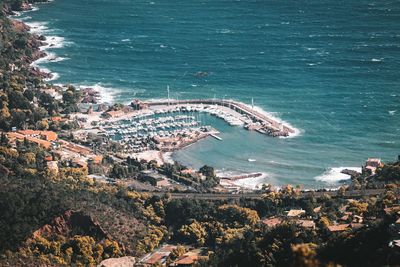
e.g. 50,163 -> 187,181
129,150 -> 165,165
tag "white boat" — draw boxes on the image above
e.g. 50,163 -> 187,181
248,158 -> 256,162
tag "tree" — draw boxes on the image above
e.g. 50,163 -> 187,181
36,120 -> 49,130
292,243 -> 319,267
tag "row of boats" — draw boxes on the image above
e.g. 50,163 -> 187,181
151,104 -> 251,127
97,104 -> 255,152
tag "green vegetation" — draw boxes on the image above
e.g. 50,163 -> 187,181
1,1 -> 400,266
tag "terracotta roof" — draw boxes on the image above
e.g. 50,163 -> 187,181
328,224 -> 349,232
143,254 -> 165,264
17,130 -> 57,141
313,206 -> 322,213
92,155 -> 103,164
106,110 -> 125,117
262,217 -> 283,227
384,206 -> 400,215
298,220 -> 315,228
174,255 -> 198,265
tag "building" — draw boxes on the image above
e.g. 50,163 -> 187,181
262,217 -> 283,228
156,178 -> 170,188
51,116 -> 68,122
71,159 -> 88,168
327,224 -> 349,232
40,88 -> 62,100
106,110 -> 125,118
364,158 -> 382,175
297,220 -> 316,229
139,170 -> 167,186
171,255 -> 199,267
7,131 -> 53,149
286,209 -> 306,217
90,155 -> 103,164
46,161 -> 59,173
17,130 -> 58,141
131,100 -> 148,110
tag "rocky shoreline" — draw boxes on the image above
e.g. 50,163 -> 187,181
4,0 -> 53,80
2,0 -> 49,16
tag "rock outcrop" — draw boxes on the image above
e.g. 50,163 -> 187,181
33,210 -> 112,242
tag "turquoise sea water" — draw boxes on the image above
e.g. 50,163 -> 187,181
17,0 -> 400,188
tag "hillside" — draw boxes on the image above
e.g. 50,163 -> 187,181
1,1 -> 400,267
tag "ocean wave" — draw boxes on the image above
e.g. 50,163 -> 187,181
216,169 -> 270,190
162,152 -> 174,164
231,172 -> 269,189
25,21 -> 50,35
41,36 -> 72,50
314,167 -> 361,183
217,29 -> 232,34
78,83 -> 121,104
45,72 -> 60,82
242,102 -> 302,138
32,51 -> 69,65
18,15 -> 32,21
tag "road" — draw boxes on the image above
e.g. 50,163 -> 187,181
150,189 -> 385,200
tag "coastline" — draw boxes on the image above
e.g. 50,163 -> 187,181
9,0 -> 65,83
6,0 -> 55,81
5,0 -> 363,190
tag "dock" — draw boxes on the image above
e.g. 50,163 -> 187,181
210,134 -> 222,141
142,99 -> 294,137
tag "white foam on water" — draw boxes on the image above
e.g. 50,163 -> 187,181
40,36 -> 70,50
32,51 -> 56,65
216,169 -> 270,190
51,57 -> 70,62
162,152 -> 174,164
78,83 -> 121,104
217,29 -> 232,34
231,172 -> 270,190
30,6 -> 39,12
25,21 -> 50,35
45,72 -> 60,81
17,15 -> 32,21
242,102 -> 302,138
314,167 -> 361,183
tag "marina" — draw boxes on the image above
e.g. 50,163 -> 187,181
143,98 -> 295,137
81,97 -> 295,156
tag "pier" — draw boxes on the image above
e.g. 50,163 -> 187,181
142,99 -> 294,137
210,134 -> 222,141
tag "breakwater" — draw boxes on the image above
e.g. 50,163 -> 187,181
143,99 -> 294,137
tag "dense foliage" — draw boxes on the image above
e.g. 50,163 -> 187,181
2,1 -> 400,266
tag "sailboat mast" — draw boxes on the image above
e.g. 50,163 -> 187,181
167,85 -> 170,106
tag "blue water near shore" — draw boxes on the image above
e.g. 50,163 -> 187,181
17,0 -> 400,188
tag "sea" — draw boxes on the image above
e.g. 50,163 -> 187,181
14,0 -> 400,188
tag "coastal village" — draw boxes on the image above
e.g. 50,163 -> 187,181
2,0 -> 400,266
3,83 -> 386,194
3,81 -> 300,193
